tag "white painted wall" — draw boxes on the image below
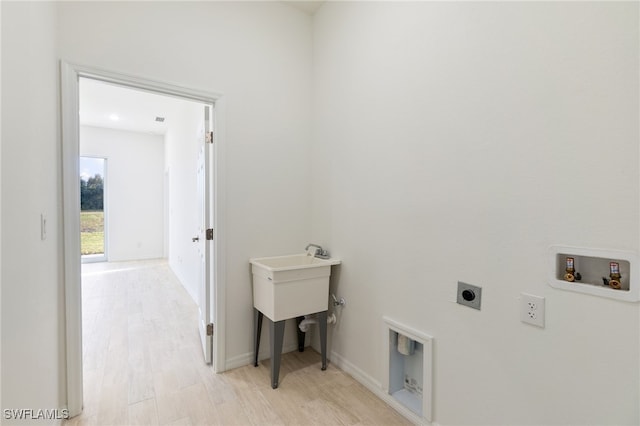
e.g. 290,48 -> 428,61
6,2 -> 637,423
312,2 -> 639,425
164,101 -> 204,303
0,0 -> 3,409
80,125 -> 165,262
1,0 -> 65,418
58,1 -> 313,367
0,0 -> 4,411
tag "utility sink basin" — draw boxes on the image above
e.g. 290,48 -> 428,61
250,254 -> 341,321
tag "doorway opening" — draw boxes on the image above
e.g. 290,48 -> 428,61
80,156 -> 107,263
62,63 -> 227,417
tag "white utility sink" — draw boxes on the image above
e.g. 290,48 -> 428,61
250,254 -> 341,321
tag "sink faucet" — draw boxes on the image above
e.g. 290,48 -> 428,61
305,243 -> 331,259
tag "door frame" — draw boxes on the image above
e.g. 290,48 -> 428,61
61,61 -> 227,417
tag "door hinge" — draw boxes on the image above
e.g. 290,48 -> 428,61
207,323 -> 214,336
206,228 -> 214,240
206,131 -> 214,144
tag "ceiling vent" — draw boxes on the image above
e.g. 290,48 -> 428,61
155,116 -> 165,122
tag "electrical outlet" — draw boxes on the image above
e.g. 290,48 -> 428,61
521,293 -> 545,328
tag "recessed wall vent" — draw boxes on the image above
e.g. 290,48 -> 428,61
155,116 -> 165,122
383,317 -> 433,423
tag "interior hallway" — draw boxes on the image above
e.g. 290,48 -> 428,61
64,260 -> 409,425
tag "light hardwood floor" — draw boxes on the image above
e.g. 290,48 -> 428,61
64,259 -> 410,426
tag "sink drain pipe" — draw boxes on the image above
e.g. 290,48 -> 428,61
298,313 -> 336,332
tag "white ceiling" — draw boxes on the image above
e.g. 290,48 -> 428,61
79,78 -> 197,135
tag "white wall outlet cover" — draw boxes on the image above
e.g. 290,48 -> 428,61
521,293 -> 545,328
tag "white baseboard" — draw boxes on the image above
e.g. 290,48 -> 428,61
225,342 -> 300,371
329,350 -> 431,426
329,350 -> 382,389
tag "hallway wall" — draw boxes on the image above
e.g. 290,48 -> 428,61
80,126 -> 165,262
1,0 -> 65,417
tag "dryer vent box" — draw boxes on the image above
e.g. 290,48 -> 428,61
457,281 -> 482,310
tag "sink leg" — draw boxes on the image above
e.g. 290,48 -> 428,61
295,316 -> 305,352
318,310 -> 328,371
253,308 -> 263,367
269,318 -> 286,389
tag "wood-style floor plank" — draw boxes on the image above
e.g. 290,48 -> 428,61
64,259 -> 411,426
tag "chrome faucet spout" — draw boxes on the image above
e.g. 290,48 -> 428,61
305,243 -> 331,259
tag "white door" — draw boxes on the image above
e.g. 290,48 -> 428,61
196,105 -> 214,364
